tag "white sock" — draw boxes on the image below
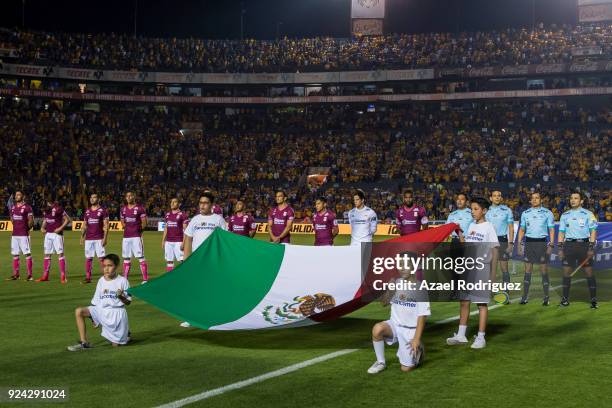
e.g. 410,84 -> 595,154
458,325 -> 467,337
373,340 -> 385,363
477,331 -> 486,339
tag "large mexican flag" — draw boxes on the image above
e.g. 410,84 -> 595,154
129,225 -> 456,330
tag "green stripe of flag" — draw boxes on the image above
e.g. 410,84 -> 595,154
129,229 -> 285,329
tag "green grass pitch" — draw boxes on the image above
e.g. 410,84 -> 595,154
1,231 -> 610,407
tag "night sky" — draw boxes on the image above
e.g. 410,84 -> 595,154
1,0 -> 579,39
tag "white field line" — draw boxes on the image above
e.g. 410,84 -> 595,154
154,349 -> 358,408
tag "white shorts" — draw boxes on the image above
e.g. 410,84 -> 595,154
88,305 -> 130,345
122,237 -> 144,259
164,241 -> 183,262
11,236 -> 31,256
85,239 -> 106,259
44,233 -> 64,255
383,320 -> 417,368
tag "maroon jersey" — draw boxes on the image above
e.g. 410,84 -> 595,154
84,206 -> 109,240
164,210 -> 189,242
121,205 -> 146,238
268,206 -> 295,243
228,213 -> 256,237
395,205 -> 428,236
313,210 -> 337,246
213,204 -> 223,216
10,204 -> 33,237
43,204 -> 67,235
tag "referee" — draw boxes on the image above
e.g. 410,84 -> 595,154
557,191 -> 598,309
517,192 -> 555,305
446,193 -> 472,243
445,193 -> 472,299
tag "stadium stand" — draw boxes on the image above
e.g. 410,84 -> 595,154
0,23 -> 610,224
0,97 -> 609,221
0,24 -> 610,72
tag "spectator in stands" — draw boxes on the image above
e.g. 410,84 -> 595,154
0,98 -> 609,222
1,24 -> 610,72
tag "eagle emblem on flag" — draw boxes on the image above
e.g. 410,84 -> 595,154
262,293 -> 336,325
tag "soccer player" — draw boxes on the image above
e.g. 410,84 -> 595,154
395,190 -> 428,236
80,193 -> 109,283
120,192 -> 148,283
227,200 -> 256,238
486,190 -> 515,287
516,192 -> 555,305
349,189 -> 378,245
37,195 -> 70,283
67,254 -> 131,351
268,190 -> 295,244
446,197 -> 499,349
162,198 -> 189,272
181,192 -> 227,328
312,197 -> 338,246
446,193 -> 472,242
557,192 -> 598,309
7,191 -> 34,281
368,254 -> 430,373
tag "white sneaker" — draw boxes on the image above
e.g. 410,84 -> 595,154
367,361 -> 386,374
179,321 -> 191,328
141,280 -> 148,285
446,333 -> 468,345
67,341 -> 93,351
471,336 -> 486,349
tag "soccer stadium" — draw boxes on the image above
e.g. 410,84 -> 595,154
0,0 -> 611,406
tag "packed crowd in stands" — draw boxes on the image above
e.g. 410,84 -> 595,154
0,97 -> 609,222
1,23 -> 611,72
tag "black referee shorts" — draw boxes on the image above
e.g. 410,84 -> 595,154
497,235 -> 511,261
524,237 -> 548,264
562,239 -> 592,268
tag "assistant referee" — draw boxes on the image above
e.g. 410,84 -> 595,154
558,191 -> 598,309
517,192 -> 555,306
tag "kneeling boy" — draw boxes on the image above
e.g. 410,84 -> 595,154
68,254 -> 131,351
368,255 -> 430,373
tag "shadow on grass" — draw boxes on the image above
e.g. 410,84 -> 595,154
128,309 -> 512,352
130,316 -> 381,350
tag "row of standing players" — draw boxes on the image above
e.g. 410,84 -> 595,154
7,188 -> 598,308
6,188 -> 377,283
7,187 -> 600,359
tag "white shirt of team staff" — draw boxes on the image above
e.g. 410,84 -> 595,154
183,213 -> 227,254
348,194 -> 378,245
